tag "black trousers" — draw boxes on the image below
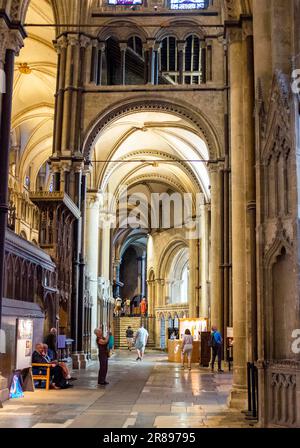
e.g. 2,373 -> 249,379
51,365 -> 66,387
211,344 -> 222,370
98,352 -> 108,384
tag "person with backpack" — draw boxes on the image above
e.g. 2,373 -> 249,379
210,325 -> 224,373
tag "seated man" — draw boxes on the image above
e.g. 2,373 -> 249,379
32,343 -> 73,389
42,344 -> 76,382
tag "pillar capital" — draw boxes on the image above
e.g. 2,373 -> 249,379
0,28 -> 24,60
226,27 -> 243,45
80,35 -> 91,49
143,40 -> 156,51
67,35 -> 81,47
86,191 -> 101,209
242,20 -> 253,40
177,41 -> 186,52
119,42 -> 128,52
54,35 -> 68,54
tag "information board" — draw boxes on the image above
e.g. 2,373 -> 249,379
16,319 -> 33,370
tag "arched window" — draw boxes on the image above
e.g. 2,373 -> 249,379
106,37 -> 122,85
160,36 -> 178,84
184,35 -> 206,85
128,36 -> 143,57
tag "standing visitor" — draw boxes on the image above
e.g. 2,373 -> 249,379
140,297 -> 147,316
210,325 -> 224,373
126,326 -> 134,351
124,297 -> 131,316
181,329 -> 193,370
44,327 -> 57,360
95,328 -> 110,385
134,324 -> 149,361
114,297 -> 122,317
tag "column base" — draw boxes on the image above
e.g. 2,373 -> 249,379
0,373 -> 9,405
72,352 -> 91,369
228,386 -> 248,410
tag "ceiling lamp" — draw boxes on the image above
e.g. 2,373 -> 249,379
18,63 -> 32,74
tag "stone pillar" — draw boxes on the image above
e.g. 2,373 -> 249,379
97,42 -> 105,86
143,41 -> 155,85
100,212 -> 112,281
178,42 -> 186,84
188,238 -> 197,317
85,192 -> 100,351
227,26 -> 248,409
119,42 -> 127,86
153,43 -> 161,85
200,199 -> 209,318
0,26 -> 24,405
210,165 -> 223,331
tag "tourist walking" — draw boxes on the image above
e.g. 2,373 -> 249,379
134,324 -> 149,361
210,325 -> 224,373
126,326 -> 134,351
181,329 -> 193,370
95,328 -> 110,385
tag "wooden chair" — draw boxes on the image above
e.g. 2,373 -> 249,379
31,363 -> 51,390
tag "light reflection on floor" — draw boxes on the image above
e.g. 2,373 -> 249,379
0,350 -> 252,428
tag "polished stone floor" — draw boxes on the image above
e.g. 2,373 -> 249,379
0,350 -> 252,428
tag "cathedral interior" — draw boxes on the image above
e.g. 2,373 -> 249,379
0,0 -> 299,429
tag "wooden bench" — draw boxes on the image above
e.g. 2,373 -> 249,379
31,363 -> 51,390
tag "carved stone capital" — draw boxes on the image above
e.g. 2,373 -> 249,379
242,20 -> 253,40
54,36 -> 68,54
86,191 -> 101,209
68,35 -> 80,47
1,28 -> 24,57
227,27 -> 243,45
80,35 -> 91,49
177,41 -> 186,52
119,42 -> 128,52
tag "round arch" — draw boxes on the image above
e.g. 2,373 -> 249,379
82,97 -> 222,162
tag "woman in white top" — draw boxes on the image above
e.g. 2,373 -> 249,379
181,329 -> 193,370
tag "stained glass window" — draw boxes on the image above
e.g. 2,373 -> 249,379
108,0 -> 142,5
170,0 -> 209,10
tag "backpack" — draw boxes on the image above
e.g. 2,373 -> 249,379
208,332 -> 218,348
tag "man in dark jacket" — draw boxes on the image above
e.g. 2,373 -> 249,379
126,326 -> 134,351
44,328 -> 57,360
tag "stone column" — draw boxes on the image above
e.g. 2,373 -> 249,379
228,26 -> 248,409
178,42 -> 186,84
153,43 -> 161,85
188,238 -> 197,317
85,192 -> 100,351
97,42 -> 106,86
143,41 -> 155,85
210,165 -> 223,331
200,198 -> 209,318
100,212 -> 112,281
0,25 -> 24,405
119,42 -> 127,86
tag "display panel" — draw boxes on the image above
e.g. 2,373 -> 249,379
108,0 -> 143,5
179,318 -> 208,341
16,319 -> 33,370
170,0 -> 209,10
